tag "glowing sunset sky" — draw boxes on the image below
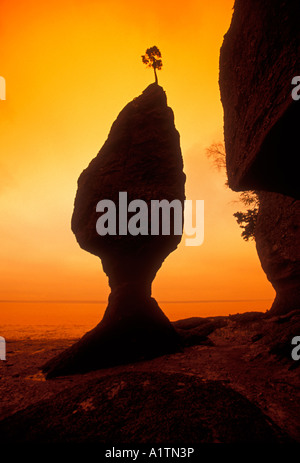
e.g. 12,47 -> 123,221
0,0 -> 275,321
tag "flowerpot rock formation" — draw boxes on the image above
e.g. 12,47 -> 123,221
43,83 -> 186,378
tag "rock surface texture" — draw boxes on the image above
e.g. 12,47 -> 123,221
43,84 -> 185,378
220,0 -> 300,198
219,0 -> 300,315
2,311 -> 299,443
255,192 -> 300,315
0,372 -> 291,443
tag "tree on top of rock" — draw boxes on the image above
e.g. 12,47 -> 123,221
142,46 -> 163,85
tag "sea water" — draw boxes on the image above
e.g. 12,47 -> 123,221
0,299 -> 273,340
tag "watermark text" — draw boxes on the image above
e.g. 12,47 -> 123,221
0,336 -> 6,361
0,76 -> 6,100
291,336 -> 300,361
96,192 -> 204,246
291,76 -> 300,101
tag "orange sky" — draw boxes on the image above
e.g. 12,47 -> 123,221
0,0 -> 275,321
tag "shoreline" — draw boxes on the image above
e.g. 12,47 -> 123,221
0,311 -> 299,442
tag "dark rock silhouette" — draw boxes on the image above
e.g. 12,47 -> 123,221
0,372 -> 292,443
219,0 -> 300,315
2,311 -> 300,442
255,192 -> 300,315
43,83 -> 185,378
220,0 -> 300,199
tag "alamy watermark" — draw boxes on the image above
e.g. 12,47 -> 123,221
0,76 -> 6,100
291,336 -> 300,361
95,192 -> 204,246
0,336 -> 6,361
291,76 -> 300,101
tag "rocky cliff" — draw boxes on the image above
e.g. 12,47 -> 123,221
255,192 -> 300,315
220,0 -> 300,199
219,0 -> 300,315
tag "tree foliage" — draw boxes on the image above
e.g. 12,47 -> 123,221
206,142 -> 226,171
233,208 -> 259,241
142,46 -> 163,84
206,142 -> 259,241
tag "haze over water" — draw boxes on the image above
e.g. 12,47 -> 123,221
0,300 -> 273,340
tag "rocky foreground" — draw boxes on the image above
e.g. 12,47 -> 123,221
0,310 -> 299,443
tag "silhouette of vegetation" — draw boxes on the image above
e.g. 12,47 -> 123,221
206,143 -> 259,241
233,206 -> 259,242
142,46 -> 163,84
206,142 -> 227,178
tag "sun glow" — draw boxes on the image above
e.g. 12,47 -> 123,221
0,0 -> 275,323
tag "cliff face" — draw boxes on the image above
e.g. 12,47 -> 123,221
43,84 -> 186,378
255,192 -> 300,315
220,0 -> 300,198
219,0 -> 300,315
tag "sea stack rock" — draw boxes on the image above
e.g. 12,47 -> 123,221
43,84 -> 185,378
219,0 -> 300,316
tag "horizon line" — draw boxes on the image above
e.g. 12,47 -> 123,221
0,299 -> 273,304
